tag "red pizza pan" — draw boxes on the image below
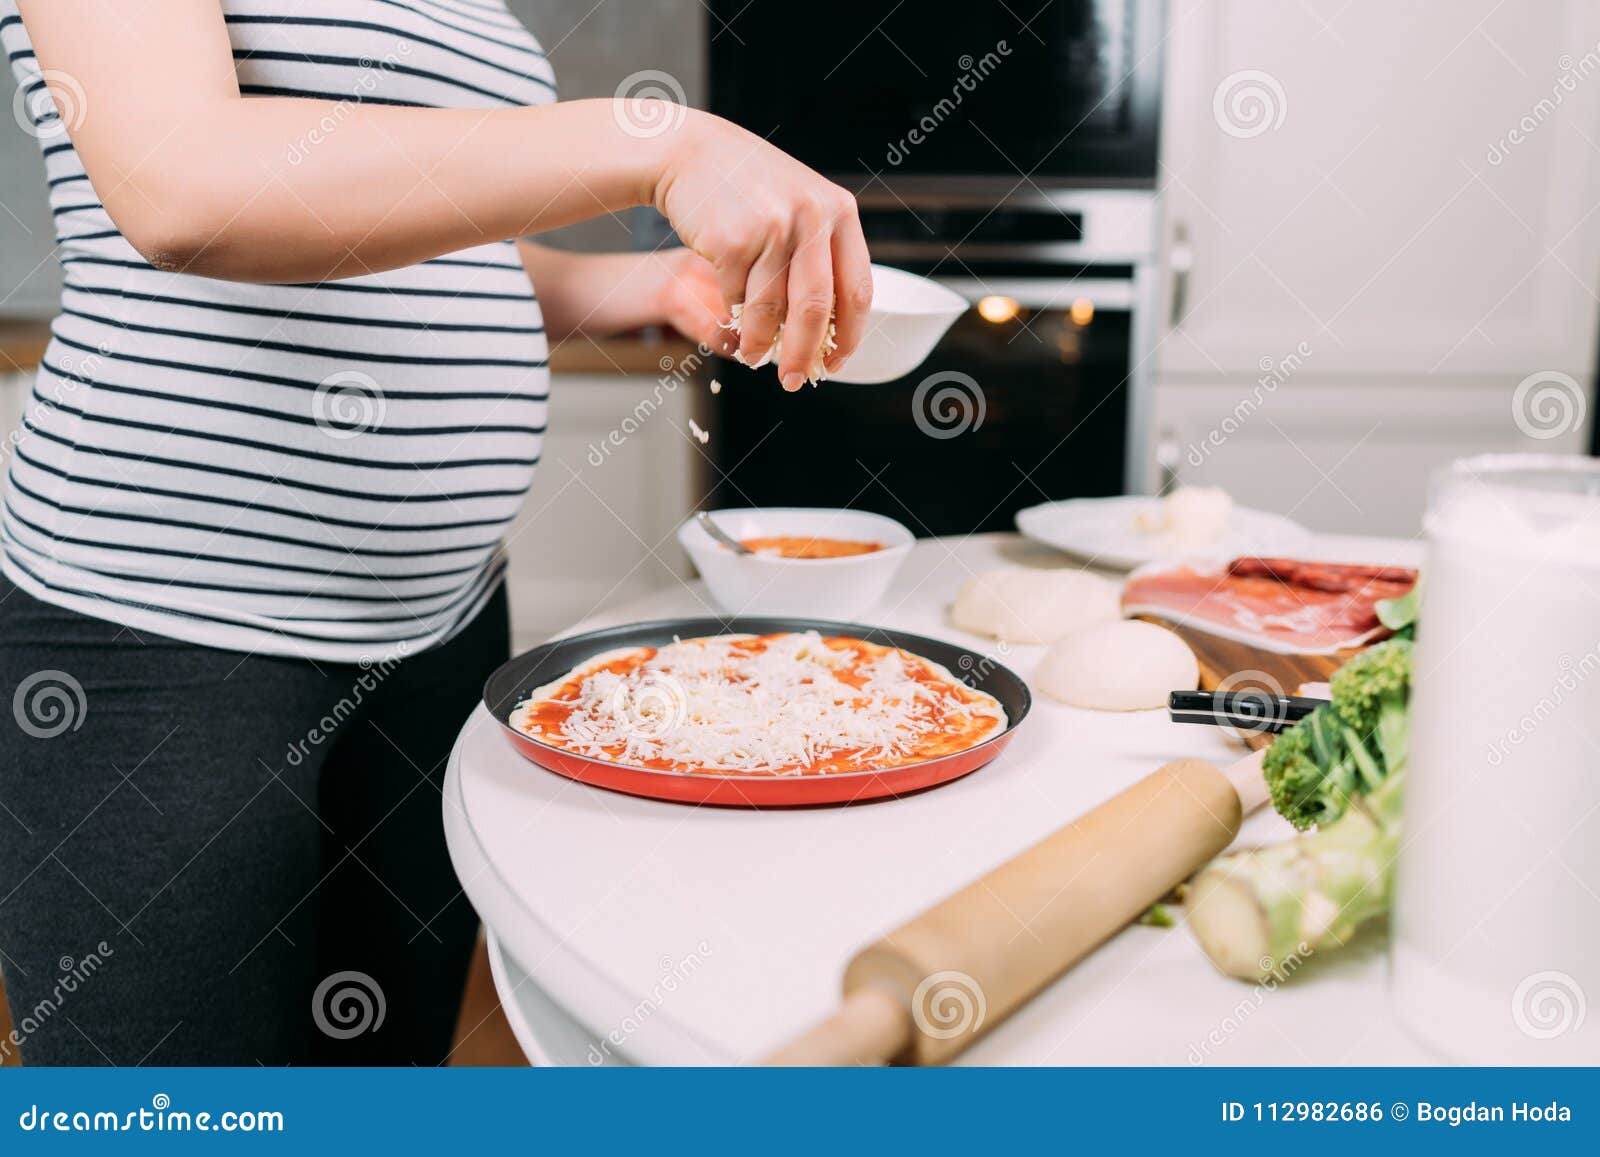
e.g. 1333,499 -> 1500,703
482,616 -> 1031,807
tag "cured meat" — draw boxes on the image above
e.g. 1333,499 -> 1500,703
1121,557 -> 1419,655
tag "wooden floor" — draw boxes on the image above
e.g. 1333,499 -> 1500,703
448,935 -> 530,1066
0,934 -> 529,1067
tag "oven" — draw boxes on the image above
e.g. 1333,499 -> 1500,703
703,190 -> 1160,536
706,0 -> 1163,185
701,1 -> 1165,537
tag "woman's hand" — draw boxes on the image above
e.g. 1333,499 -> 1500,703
649,248 -> 735,354
651,108 -> 873,391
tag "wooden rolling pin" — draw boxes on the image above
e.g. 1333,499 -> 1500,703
766,750 -> 1269,1066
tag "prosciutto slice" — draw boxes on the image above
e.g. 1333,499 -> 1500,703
1121,557 -> 1419,654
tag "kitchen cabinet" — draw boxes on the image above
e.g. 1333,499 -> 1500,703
1151,375 -> 1589,537
0,372 -> 25,460
1151,0 -> 1600,525
500,368 -> 699,653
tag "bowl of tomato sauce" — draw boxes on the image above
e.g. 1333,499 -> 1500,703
678,507 -> 914,619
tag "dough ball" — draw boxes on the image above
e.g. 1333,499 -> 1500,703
1134,486 -> 1234,547
950,567 -> 1121,644
1163,486 -> 1232,545
1035,620 -> 1199,711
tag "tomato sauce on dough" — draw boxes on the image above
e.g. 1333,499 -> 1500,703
515,633 -> 1003,776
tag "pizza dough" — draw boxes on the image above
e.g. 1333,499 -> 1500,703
1133,485 -> 1233,547
1035,620 -> 1199,711
950,567 -> 1122,644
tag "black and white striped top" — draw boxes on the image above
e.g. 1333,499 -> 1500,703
0,0 -> 555,662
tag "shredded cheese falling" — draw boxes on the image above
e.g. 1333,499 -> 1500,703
723,304 -> 838,384
515,632 -> 1005,776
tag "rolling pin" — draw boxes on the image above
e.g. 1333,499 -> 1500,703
766,750 -> 1269,1066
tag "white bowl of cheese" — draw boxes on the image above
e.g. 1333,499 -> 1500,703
831,265 -> 969,384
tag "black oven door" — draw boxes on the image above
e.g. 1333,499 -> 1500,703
706,302 -> 1130,537
707,0 -> 1163,184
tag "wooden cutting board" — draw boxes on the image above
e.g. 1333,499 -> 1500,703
1137,617 -> 1354,750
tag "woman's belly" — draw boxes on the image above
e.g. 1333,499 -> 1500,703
5,239 -> 549,608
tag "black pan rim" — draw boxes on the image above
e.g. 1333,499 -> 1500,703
482,614 -> 1033,782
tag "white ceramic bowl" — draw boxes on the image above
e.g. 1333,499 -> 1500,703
829,265 -> 968,384
678,507 -> 914,620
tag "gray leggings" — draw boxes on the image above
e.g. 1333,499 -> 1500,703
0,578 -> 506,1065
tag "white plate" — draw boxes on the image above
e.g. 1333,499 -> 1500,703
1015,496 -> 1311,570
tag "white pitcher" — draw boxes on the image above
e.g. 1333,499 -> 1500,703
1392,454 -> 1600,1063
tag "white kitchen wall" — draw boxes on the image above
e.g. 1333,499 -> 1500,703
0,88 -> 58,316
507,0 -> 703,254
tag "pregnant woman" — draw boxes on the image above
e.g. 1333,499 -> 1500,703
0,0 -> 870,1065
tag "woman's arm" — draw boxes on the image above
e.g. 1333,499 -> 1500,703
516,243 -> 731,352
20,0 -> 872,387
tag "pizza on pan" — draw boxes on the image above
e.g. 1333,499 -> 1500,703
510,631 -> 1007,776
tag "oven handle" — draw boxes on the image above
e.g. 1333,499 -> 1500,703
933,277 -> 1136,311
1156,428 -> 1182,495
1168,221 -> 1193,328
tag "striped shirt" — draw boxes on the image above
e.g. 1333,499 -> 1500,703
0,0 -> 555,662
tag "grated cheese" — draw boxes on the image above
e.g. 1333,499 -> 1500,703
513,632 -> 1005,776
723,304 -> 838,384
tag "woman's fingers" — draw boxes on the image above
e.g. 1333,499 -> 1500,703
778,225 -> 835,390
826,198 -> 873,374
652,116 -> 878,384
736,235 -> 790,370
667,281 -> 733,354
659,250 -> 734,353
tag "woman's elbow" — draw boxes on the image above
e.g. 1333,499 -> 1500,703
113,201 -> 236,276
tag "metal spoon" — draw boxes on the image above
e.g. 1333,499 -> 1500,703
696,511 -> 753,555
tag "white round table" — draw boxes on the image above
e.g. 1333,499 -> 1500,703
444,533 -> 1433,1066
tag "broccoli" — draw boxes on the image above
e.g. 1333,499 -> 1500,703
1190,636 -> 1416,979
1262,637 -> 1413,831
